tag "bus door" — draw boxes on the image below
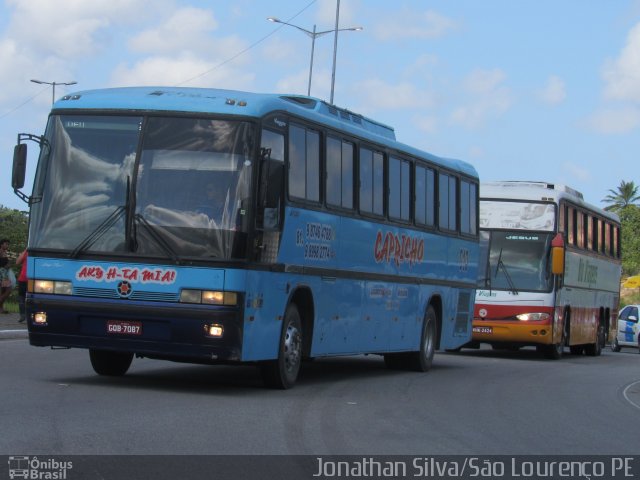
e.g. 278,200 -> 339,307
255,128 -> 285,263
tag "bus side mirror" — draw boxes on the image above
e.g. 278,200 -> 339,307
551,233 -> 565,276
12,143 -> 27,189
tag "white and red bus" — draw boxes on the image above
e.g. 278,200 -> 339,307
471,181 -> 621,358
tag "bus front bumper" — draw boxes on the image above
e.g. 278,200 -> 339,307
472,319 -> 553,345
26,296 -> 244,363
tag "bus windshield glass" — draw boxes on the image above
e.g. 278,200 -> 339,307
478,230 -> 554,292
28,115 -> 255,260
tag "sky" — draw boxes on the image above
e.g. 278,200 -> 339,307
1,0 -> 640,213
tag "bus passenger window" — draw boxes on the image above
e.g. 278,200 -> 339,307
415,165 -> 427,225
326,137 -> 354,209
359,147 -> 384,216
439,173 -> 457,231
389,156 -> 410,221
567,207 -> 575,245
592,217 -> 599,252
289,124 -> 320,202
460,180 -> 477,235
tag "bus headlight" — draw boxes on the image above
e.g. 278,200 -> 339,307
180,289 -> 238,306
33,280 -> 72,295
516,313 -> 550,321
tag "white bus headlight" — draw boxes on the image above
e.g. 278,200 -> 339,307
516,313 -> 550,321
180,289 -> 238,306
33,280 -> 72,295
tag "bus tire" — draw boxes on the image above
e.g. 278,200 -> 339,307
610,337 -> 621,352
407,305 -> 437,372
585,321 -> 604,356
89,349 -> 133,376
261,304 -> 303,389
544,313 -> 568,360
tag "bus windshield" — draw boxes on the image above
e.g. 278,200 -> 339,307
478,230 -> 554,292
28,115 -> 255,260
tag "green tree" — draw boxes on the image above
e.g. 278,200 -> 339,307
0,205 -> 29,256
602,180 -> 640,212
619,205 -> 640,276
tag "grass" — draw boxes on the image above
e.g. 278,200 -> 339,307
620,290 -> 640,308
2,292 -> 19,313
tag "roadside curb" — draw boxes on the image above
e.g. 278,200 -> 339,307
0,312 -> 28,340
0,329 -> 28,340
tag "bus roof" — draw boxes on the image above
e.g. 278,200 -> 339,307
481,181 -> 620,223
53,86 -> 478,180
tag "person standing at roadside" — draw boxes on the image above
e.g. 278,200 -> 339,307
15,249 -> 28,322
0,239 -> 8,255
0,257 -> 10,313
0,239 -> 14,313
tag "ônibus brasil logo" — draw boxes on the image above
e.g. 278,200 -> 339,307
8,456 -> 73,479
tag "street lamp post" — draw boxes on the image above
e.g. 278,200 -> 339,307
30,79 -> 77,105
267,17 -> 361,98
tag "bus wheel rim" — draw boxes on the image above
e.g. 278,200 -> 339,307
284,323 -> 302,373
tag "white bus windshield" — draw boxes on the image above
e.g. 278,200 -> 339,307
478,230 -> 554,292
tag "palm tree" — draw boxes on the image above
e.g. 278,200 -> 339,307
602,180 -> 640,211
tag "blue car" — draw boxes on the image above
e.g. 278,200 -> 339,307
611,304 -> 640,352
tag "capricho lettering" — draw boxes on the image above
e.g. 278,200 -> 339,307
373,231 -> 424,267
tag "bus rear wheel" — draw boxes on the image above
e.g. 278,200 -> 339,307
89,349 -> 133,376
261,304 -> 303,389
384,306 -> 437,372
585,322 -> 604,356
610,337 -> 621,352
409,306 -> 437,372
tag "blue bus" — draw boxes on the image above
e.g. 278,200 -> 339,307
12,87 -> 479,388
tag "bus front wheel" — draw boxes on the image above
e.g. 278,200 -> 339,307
89,349 -> 133,376
261,304 -> 303,389
544,315 -> 568,360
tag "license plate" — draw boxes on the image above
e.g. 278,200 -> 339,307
473,326 -> 493,334
107,320 -> 142,336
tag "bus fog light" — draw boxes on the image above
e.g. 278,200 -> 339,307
205,324 -> 224,337
34,312 -> 48,325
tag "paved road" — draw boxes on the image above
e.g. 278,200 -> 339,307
0,312 -> 27,340
2,337 -> 640,457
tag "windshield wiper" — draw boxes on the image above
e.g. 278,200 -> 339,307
494,247 -> 518,295
70,176 -> 133,259
133,213 -> 180,264
69,206 -> 126,259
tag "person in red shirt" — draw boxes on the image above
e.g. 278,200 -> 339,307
15,249 -> 28,322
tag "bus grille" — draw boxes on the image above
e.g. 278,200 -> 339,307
454,292 -> 471,335
74,287 -> 179,303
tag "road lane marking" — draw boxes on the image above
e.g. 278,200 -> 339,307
623,380 -> 640,411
